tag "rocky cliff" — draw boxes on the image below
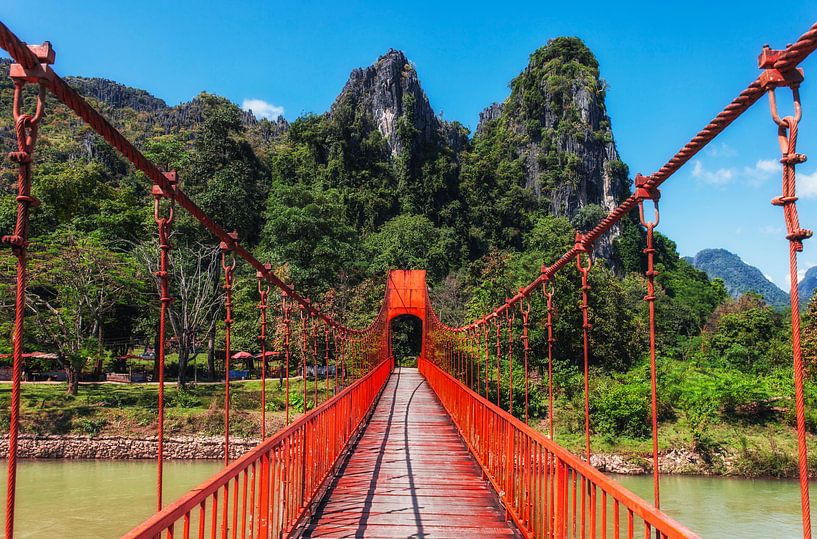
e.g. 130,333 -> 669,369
484,39 -> 627,214
472,38 -> 630,257
332,49 -> 440,156
64,75 -> 169,113
0,58 -> 282,141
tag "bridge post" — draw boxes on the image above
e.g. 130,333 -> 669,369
258,452 -> 270,536
554,457 -> 567,539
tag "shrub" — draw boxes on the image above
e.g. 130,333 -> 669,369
74,417 -> 107,437
288,391 -> 313,414
591,380 -> 650,438
170,390 -> 200,409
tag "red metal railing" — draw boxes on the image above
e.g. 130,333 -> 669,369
123,356 -> 393,539
419,357 -> 699,539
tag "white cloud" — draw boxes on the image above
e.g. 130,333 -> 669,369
691,160 -> 734,185
241,98 -> 285,120
742,159 -> 778,186
798,169 -> 817,198
784,269 -> 808,286
759,225 -> 784,236
691,158 -> 780,187
706,142 -> 738,158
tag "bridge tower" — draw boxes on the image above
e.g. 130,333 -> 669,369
384,269 -> 429,359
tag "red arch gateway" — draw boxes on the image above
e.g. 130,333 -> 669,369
384,269 -> 429,357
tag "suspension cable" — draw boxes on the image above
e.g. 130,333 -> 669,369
505,301 -> 516,414
495,316 -> 502,408
281,291 -> 292,424
312,316 -> 318,407
636,174 -> 662,508
484,323 -> 489,398
152,170 -> 176,510
323,324 -> 329,401
257,265 -> 271,439
220,234 -> 237,466
576,237 -> 593,463
3,53 -> 47,539
521,299 -> 531,424
300,307 -> 308,412
544,278 -> 556,440
761,53 -> 813,538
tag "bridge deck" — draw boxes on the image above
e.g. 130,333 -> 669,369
301,367 -> 519,538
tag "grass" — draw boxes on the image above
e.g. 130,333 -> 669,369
0,377 -> 343,439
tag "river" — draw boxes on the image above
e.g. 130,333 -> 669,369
612,474 -> 816,538
2,460 -> 221,538
1,460 -> 815,537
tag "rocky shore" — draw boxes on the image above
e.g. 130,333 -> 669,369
591,448 -> 726,475
0,434 -> 259,460
0,435 -> 758,478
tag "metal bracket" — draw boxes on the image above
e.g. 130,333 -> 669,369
219,230 -> 239,252
9,41 -> 56,84
634,173 -> 660,201
758,46 -> 804,89
151,170 -> 178,198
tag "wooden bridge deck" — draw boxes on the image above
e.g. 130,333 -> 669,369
301,367 -> 519,538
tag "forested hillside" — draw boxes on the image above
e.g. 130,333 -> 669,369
688,249 -> 790,307
2,39 -> 816,475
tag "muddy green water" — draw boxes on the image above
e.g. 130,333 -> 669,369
611,474 -> 817,538
1,461 -> 815,537
2,460 -> 221,538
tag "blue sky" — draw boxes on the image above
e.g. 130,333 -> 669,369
4,1 -> 817,288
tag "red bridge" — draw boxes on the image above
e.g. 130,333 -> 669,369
2,19 -> 817,539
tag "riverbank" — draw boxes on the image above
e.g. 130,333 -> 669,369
0,432 -> 806,480
2,380 -> 815,478
0,434 -> 258,460
0,378 -> 327,440
538,417 -> 817,479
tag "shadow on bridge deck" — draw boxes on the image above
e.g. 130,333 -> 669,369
300,367 -> 519,538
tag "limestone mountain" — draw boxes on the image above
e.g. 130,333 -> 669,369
332,49 -> 439,157
4,40 -> 643,270
0,57 -> 287,150
689,249 -> 789,307
464,38 -> 630,256
314,49 -> 466,243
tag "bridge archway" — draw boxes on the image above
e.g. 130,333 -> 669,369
389,314 -> 423,366
384,270 -> 429,359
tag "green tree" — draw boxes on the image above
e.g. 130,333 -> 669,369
571,203 -> 606,233
23,229 -> 141,394
804,292 -> 817,373
363,214 -> 454,281
706,294 -> 788,371
186,94 -> 267,242
262,182 -> 357,292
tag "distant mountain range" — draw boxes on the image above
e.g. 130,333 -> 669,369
800,266 -> 817,305
686,248 -> 816,308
